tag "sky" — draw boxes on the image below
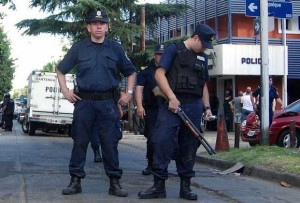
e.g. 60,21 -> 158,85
2,0 -> 161,90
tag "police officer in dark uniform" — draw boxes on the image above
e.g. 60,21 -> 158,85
252,76 -> 283,126
135,44 -> 164,175
2,93 -> 14,131
56,9 -> 136,197
138,24 -> 215,200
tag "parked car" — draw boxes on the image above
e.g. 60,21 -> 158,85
241,99 -> 300,147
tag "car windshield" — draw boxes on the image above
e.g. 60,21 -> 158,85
286,99 -> 300,113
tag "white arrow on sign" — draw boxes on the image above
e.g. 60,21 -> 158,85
248,3 -> 258,12
255,21 -> 260,32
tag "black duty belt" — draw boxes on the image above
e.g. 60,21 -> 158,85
177,97 -> 200,104
78,91 -> 114,101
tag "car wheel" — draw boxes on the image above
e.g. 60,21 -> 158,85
22,120 -> 29,133
249,142 -> 258,147
277,129 -> 299,148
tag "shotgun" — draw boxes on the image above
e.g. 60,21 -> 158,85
177,107 -> 216,155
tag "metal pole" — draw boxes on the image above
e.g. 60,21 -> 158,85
234,123 -> 240,148
260,0 -> 269,145
289,120 -> 296,148
282,19 -> 288,106
140,5 -> 145,51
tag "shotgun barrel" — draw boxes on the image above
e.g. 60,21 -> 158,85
177,108 -> 216,155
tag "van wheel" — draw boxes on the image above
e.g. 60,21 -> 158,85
28,122 -> 36,136
22,120 -> 29,133
67,125 -> 72,137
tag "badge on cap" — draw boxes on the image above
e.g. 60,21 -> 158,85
96,11 -> 102,19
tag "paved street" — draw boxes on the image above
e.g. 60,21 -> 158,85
0,121 -> 299,203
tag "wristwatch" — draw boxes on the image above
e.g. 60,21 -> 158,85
205,106 -> 211,110
127,89 -> 133,95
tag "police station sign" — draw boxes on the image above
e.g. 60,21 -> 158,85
208,44 -> 285,76
241,57 -> 261,65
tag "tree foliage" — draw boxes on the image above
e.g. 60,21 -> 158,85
0,0 -> 15,9
0,24 -> 15,97
16,0 -> 188,52
41,61 -> 56,73
15,0 -> 188,75
12,86 -> 28,99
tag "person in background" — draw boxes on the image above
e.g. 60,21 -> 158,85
207,91 -> 219,130
15,103 -> 23,121
252,76 -> 283,126
229,91 -> 243,148
135,44 -> 164,176
90,125 -> 103,163
223,89 -> 233,132
241,86 -> 254,122
56,9 -> 136,197
2,93 -> 14,131
229,91 -> 243,125
138,24 -> 215,200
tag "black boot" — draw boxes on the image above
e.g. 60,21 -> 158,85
179,177 -> 197,200
93,148 -> 102,162
138,176 -> 166,199
108,177 -> 128,197
62,176 -> 82,195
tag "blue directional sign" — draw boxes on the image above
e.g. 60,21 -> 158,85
246,0 -> 260,17
270,1 -> 293,19
254,18 -> 260,36
245,0 -> 293,19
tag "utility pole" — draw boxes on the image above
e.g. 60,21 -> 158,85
282,19 -> 288,106
140,5 -> 146,51
260,0 -> 270,145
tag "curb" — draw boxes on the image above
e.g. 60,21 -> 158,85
197,155 -> 300,188
122,133 -> 146,140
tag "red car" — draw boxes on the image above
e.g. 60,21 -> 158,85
241,99 -> 300,147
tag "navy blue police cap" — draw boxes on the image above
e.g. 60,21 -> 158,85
86,9 -> 109,24
154,44 -> 165,54
194,24 -> 216,49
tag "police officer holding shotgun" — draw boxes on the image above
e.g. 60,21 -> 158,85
56,9 -> 136,197
138,24 -> 215,200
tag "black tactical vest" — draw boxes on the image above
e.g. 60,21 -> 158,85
166,42 -> 206,102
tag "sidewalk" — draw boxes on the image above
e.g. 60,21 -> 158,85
121,130 -> 300,188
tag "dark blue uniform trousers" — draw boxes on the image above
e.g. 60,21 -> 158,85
69,99 -> 122,179
144,107 -> 159,164
151,100 -> 203,180
91,124 -> 101,150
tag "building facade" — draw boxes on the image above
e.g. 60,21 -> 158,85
149,0 -> 300,115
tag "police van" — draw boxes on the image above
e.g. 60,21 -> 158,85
22,71 -> 75,136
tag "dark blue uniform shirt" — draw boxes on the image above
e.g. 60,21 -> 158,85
136,61 -> 159,108
252,85 -> 280,110
57,38 -> 135,92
